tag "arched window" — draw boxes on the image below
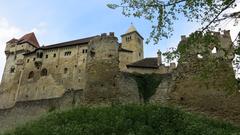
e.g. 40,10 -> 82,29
64,68 -> 68,74
28,71 -> 34,79
10,66 -> 15,73
39,52 -> 43,58
41,68 -> 48,76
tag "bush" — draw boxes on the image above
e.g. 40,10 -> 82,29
3,105 -> 240,135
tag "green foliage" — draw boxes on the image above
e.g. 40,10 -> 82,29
48,106 -> 57,113
4,105 -> 240,135
129,73 -> 163,102
162,31 -> 220,61
179,32 -> 219,55
107,0 -> 237,44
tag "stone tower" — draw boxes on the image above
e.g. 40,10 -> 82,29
1,33 -> 39,92
121,24 -> 144,63
84,33 -> 120,103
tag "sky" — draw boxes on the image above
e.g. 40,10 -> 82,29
0,0 -> 239,81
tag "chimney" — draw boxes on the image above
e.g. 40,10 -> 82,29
157,49 -> 162,66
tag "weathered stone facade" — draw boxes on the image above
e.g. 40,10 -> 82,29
0,25 -> 176,132
0,25 -> 175,109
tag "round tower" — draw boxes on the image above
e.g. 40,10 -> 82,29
84,32 -> 120,103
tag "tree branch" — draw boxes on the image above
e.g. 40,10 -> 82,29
202,0 -> 236,31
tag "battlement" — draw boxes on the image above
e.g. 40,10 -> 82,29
180,30 -> 231,43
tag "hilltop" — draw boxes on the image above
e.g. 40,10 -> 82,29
3,105 -> 240,135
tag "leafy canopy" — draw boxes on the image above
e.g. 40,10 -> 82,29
107,0 -> 237,44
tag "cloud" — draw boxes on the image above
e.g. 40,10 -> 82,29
31,22 -> 48,36
0,17 -> 24,82
0,18 -> 48,82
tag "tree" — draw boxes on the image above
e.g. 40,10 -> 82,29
107,0 -> 238,44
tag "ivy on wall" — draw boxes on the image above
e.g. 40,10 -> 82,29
129,73 -> 164,103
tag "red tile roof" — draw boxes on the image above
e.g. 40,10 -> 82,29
23,36 -> 98,55
18,32 -> 40,48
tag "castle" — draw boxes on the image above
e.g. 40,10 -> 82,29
0,25 -> 236,132
0,25 -> 175,108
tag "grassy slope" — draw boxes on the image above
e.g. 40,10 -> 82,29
3,105 -> 240,135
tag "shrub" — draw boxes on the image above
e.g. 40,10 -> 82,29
4,105 -> 240,135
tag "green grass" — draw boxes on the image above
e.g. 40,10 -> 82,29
3,105 -> 240,135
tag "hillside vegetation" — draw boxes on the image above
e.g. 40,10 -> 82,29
3,105 -> 240,135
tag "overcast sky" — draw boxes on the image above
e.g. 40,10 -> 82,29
0,0 -> 240,81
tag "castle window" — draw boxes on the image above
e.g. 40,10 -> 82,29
33,58 -> 36,61
41,68 -> 48,76
82,49 -> 88,54
37,52 -> 43,58
64,51 -> 72,56
83,58 -> 85,63
64,68 -> 68,74
27,59 -> 30,63
90,50 -> 95,57
139,53 -> 141,57
126,36 -> 132,42
53,53 -> 56,57
28,71 -> 34,79
46,55 -> 48,59
10,67 -> 15,73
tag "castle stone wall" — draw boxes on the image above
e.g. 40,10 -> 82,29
119,51 -> 133,71
84,34 -> 120,103
0,42 -> 89,109
0,90 -> 84,133
126,65 -> 174,74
